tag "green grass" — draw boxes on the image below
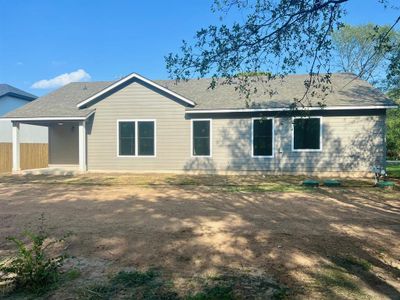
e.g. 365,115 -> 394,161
387,164 -> 400,179
77,269 -> 287,300
314,266 -> 366,298
79,269 -> 178,300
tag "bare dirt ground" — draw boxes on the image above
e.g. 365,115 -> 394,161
0,174 -> 399,299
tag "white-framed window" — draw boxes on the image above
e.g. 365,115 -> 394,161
191,119 -> 212,157
252,118 -> 274,157
117,119 -> 156,157
292,116 -> 322,151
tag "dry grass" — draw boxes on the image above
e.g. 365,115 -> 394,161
0,173 -> 399,299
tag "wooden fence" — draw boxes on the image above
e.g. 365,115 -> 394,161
0,143 -> 48,173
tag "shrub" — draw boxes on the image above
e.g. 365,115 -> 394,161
0,216 -> 69,295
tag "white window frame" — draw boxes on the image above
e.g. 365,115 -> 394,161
291,116 -> 323,152
191,119 -> 212,158
251,117 -> 275,158
117,119 -> 157,157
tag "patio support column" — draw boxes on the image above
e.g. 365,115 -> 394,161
12,122 -> 21,173
78,121 -> 87,172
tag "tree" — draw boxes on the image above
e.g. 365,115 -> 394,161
165,0 -> 400,106
332,24 -> 399,86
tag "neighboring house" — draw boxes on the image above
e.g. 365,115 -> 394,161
0,84 -> 47,143
2,72 -> 397,176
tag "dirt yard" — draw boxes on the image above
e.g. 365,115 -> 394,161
0,174 -> 399,299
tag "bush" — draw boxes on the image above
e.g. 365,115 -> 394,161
0,216 -> 69,295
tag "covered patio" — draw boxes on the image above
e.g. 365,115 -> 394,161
10,117 -> 88,173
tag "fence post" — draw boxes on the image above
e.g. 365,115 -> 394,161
12,122 -> 20,172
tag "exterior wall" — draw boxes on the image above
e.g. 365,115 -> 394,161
87,80 -> 191,171
49,123 -> 79,165
86,80 -> 386,175
0,120 -> 48,143
0,95 -> 48,143
210,115 -> 385,173
0,95 -> 29,116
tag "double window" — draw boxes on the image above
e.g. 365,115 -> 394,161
252,118 -> 274,157
118,120 -> 155,156
292,117 -> 322,151
192,120 -> 211,157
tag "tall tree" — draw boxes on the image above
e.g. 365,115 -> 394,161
332,24 -> 399,85
165,0 -> 399,106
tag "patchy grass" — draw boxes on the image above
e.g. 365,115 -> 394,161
76,269 -> 287,300
333,256 -> 372,272
314,265 -> 367,299
0,173 -> 372,193
387,163 -> 400,179
78,269 -> 178,300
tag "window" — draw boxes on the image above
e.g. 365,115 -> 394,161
119,122 -> 135,156
293,117 -> 321,151
192,120 -> 211,156
252,118 -> 274,157
138,121 -> 155,156
118,120 -> 155,156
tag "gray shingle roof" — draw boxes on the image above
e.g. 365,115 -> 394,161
4,81 -> 113,118
4,73 -> 395,119
0,84 -> 37,100
157,73 -> 395,110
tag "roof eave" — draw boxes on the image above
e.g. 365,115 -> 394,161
185,105 -> 398,113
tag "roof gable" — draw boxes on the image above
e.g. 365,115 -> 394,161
77,73 -> 196,108
0,84 -> 37,101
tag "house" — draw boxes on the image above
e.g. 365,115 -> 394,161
0,84 -> 48,172
0,84 -> 47,144
2,72 -> 397,176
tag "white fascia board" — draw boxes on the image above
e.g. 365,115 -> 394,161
2,111 -> 96,122
186,105 -> 398,114
2,116 -> 88,121
77,72 -> 196,108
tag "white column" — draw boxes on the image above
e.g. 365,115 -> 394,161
12,122 -> 20,172
78,121 -> 87,172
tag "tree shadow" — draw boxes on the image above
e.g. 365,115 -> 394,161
0,179 -> 399,298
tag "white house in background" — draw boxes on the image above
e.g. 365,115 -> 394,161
0,84 -> 47,143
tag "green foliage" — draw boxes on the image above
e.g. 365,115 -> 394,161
332,23 -> 399,85
0,215 -> 68,295
387,106 -> 400,160
387,164 -> 400,179
165,0 -> 347,100
235,71 -> 272,77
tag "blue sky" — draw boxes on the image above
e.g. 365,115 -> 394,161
0,0 -> 399,96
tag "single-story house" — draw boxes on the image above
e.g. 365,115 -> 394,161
2,72 -> 397,176
0,84 -> 47,143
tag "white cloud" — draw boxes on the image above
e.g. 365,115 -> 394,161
31,69 -> 91,89
16,62 -> 24,66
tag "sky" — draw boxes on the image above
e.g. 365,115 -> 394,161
0,0 -> 399,96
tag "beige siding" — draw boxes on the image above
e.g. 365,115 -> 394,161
86,80 -> 386,174
87,81 -> 191,171
49,123 -> 79,165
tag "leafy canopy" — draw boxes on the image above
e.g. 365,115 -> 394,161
165,0 -> 400,105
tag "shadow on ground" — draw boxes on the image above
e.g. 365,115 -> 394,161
0,175 -> 399,299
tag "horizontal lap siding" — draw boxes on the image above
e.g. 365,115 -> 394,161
87,81 -> 191,171
86,80 -> 385,173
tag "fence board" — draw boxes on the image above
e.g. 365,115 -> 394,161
0,143 -> 12,173
0,143 -> 48,173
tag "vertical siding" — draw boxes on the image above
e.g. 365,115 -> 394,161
86,80 -> 386,173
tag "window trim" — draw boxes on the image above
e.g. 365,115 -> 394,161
251,117 -> 275,158
291,116 -> 322,152
116,119 -> 157,157
191,119 -> 212,158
